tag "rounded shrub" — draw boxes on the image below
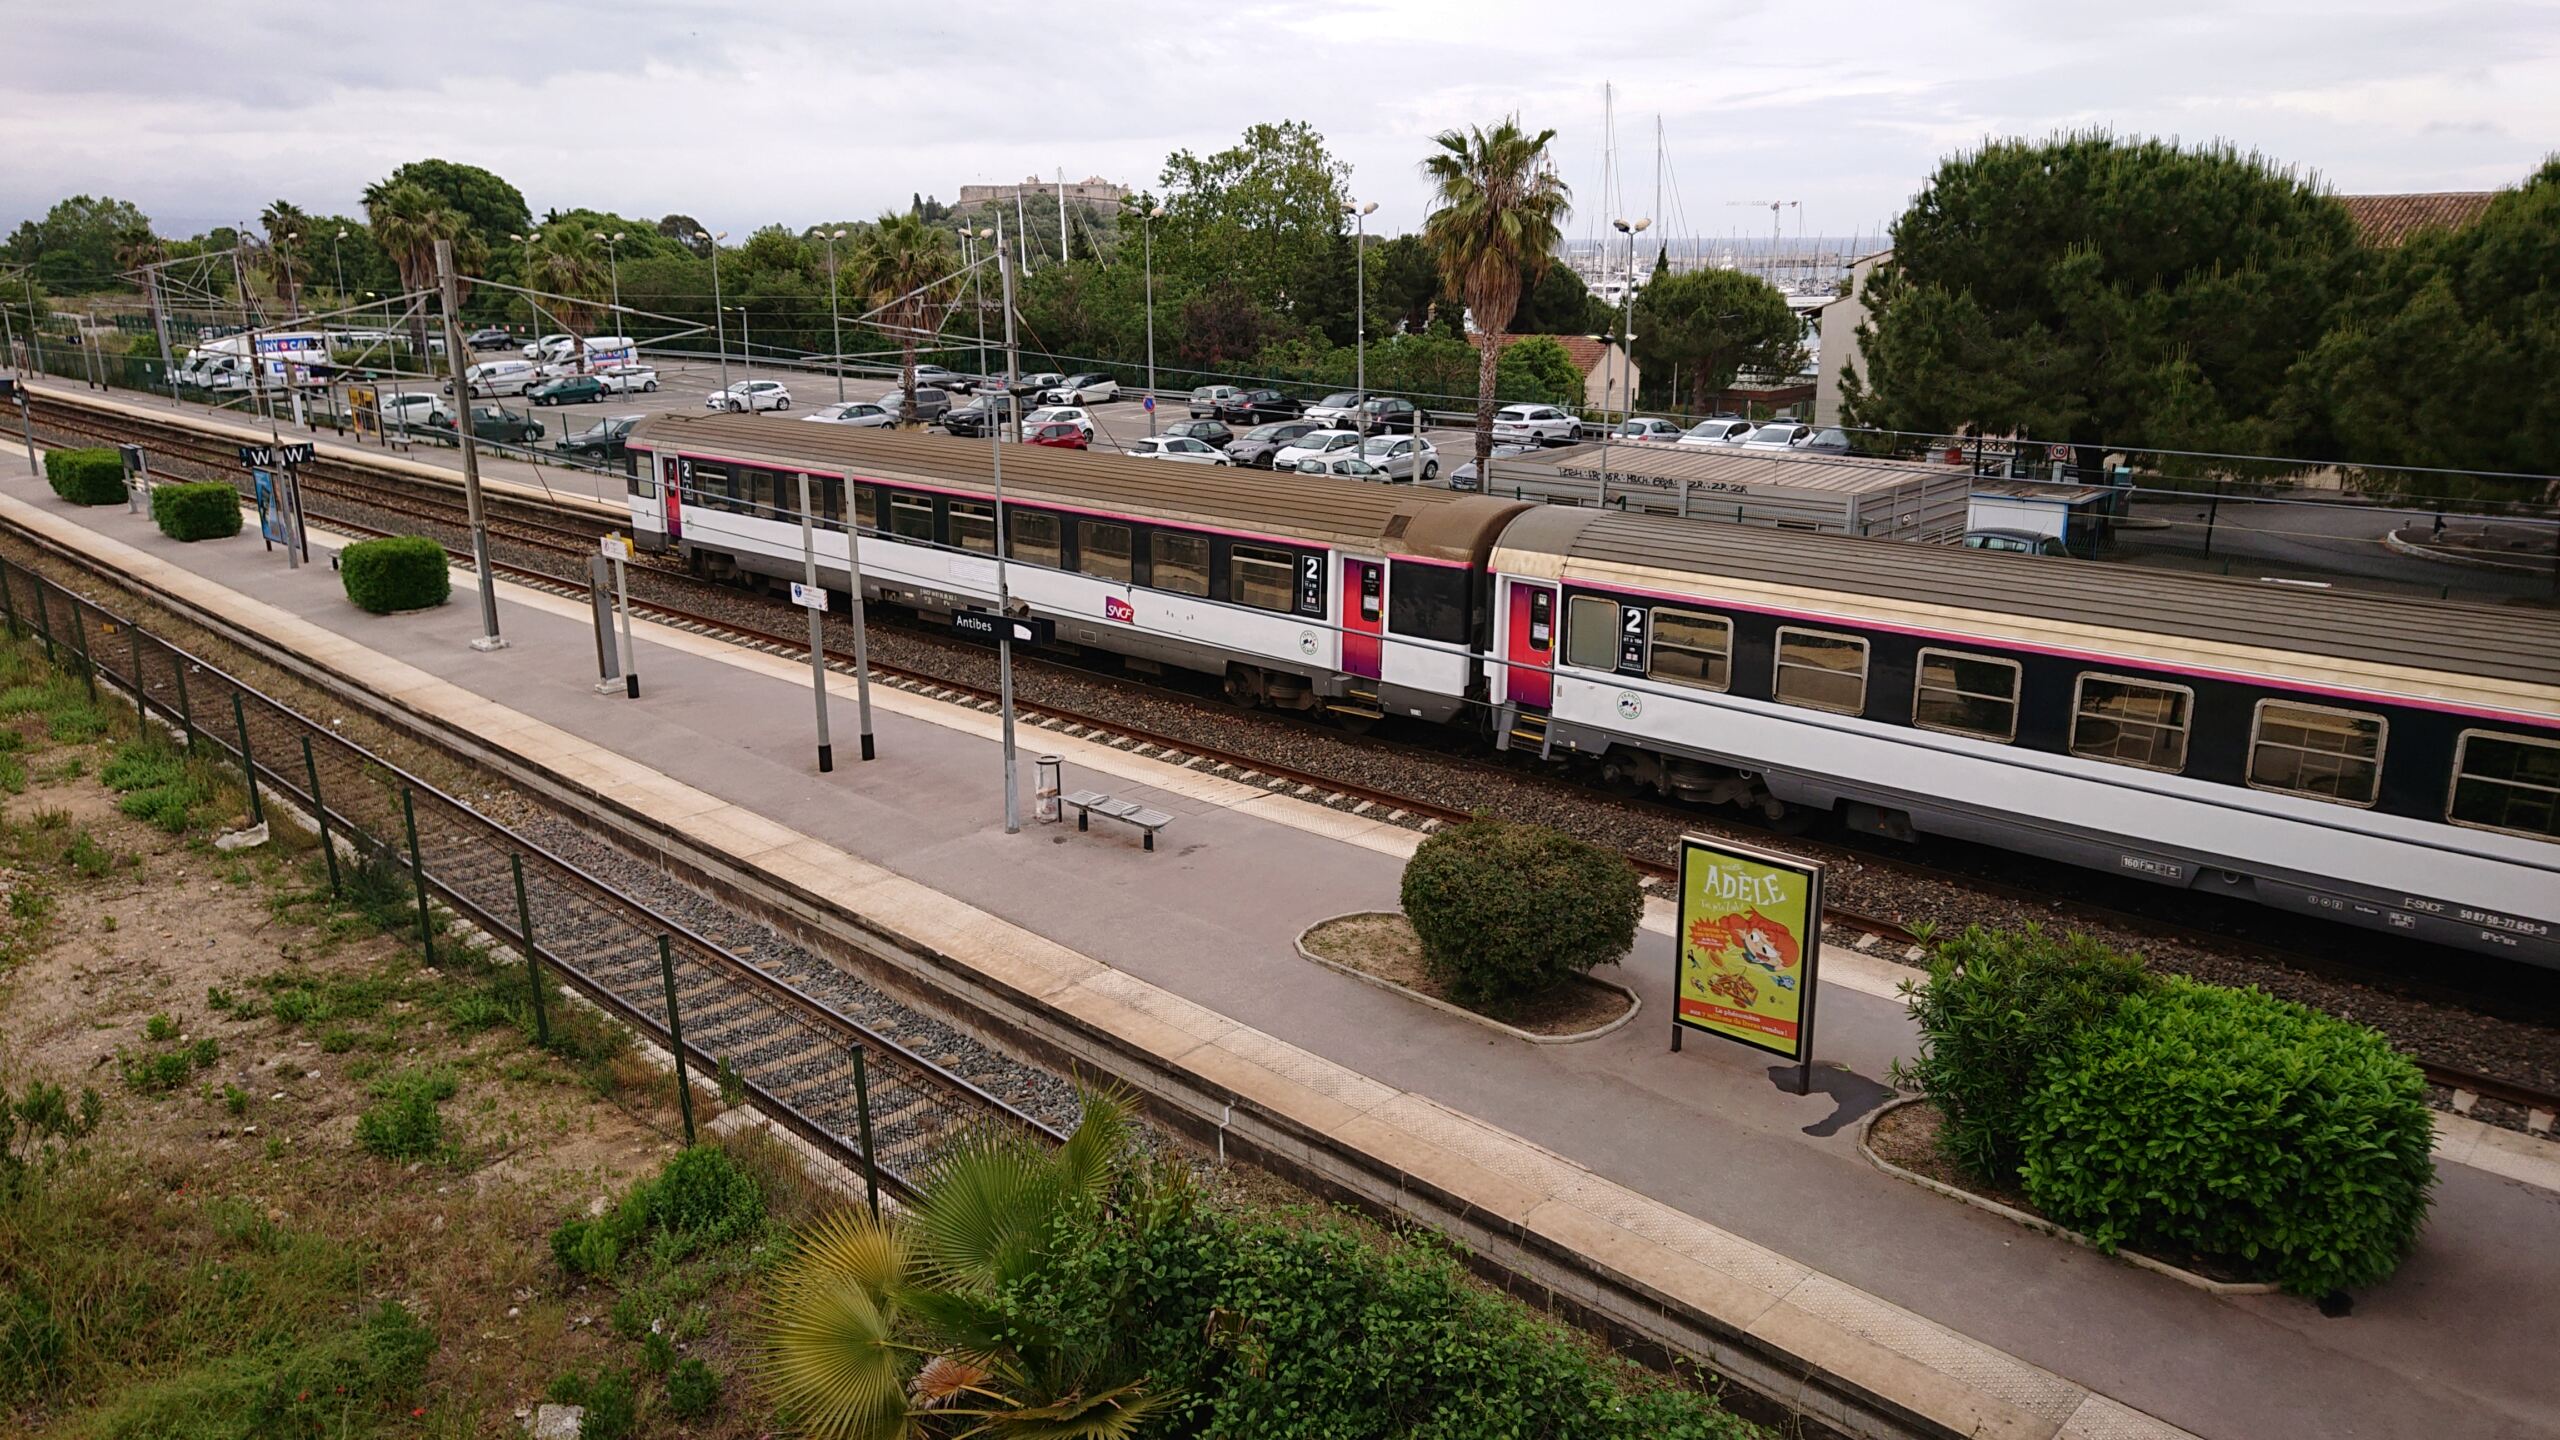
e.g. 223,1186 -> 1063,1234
42,448 -> 127,506
1398,816 -> 1641,1006
1890,925 -> 2156,1182
2018,977 -> 2437,1295
149,482 -> 244,541
339,535 -> 451,614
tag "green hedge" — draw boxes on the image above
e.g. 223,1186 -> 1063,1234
339,536 -> 450,614
2019,979 -> 2436,1296
42,447 -> 126,506
1888,925 -> 2156,1180
149,482 -> 244,542
1399,816 -> 1642,1006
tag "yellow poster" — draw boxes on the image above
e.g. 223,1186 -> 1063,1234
350,385 -> 378,439
1674,836 -> 1823,1061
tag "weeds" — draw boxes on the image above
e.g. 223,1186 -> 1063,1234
354,1067 -> 458,1161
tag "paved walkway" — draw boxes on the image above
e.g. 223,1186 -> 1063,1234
9,466 -> 2560,1440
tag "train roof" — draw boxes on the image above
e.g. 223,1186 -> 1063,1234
629,413 -> 1532,565
1493,506 -> 2560,708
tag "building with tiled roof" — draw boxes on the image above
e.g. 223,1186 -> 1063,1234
2335,191 -> 2496,247
1470,332 -> 1636,413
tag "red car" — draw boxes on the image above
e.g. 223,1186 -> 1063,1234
1026,421 -> 1089,449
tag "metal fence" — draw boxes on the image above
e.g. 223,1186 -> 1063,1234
0,546 -> 1058,1204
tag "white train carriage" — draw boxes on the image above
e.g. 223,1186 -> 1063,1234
625,416 -> 1530,724
1489,507 -> 2560,966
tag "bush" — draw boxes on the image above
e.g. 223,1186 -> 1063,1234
550,1145 -> 765,1279
150,481 -> 245,541
354,1068 -> 457,1160
2018,978 -> 2437,1295
42,448 -> 126,506
1889,926 -> 2156,1181
1398,817 -> 1642,1006
664,1356 -> 719,1419
338,535 -> 450,614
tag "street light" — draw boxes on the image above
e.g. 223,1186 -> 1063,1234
593,230 -> 625,329
332,228 -> 347,305
1345,200 -> 1377,418
1594,217 -> 1650,509
817,227 -> 847,403
697,230 -> 730,393
726,305 -> 753,400
282,231 -> 301,319
1141,204 -> 1163,435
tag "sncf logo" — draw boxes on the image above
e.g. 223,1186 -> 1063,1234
1105,596 -> 1135,623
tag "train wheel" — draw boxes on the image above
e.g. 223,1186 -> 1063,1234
1222,667 -> 1260,709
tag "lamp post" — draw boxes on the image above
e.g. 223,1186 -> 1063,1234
818,227 -> 847,403
1142,203 -> 1163,436
331,228 -> 347,306
1594,216 -> 1650,510
696,230 -> 730,394
282,231 -> 301,319
593,231 -> 624,328
992,213 -> 1023,833
972,228 -> 996,430
728,305 -> 753,398
1344,199 -> 1377,419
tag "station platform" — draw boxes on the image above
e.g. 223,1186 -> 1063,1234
7,465 -> 2559,1440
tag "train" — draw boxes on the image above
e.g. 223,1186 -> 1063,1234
624,413 -> 2560,969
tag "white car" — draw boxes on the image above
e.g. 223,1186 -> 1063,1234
1679,417 -> 1756,447
1605,417 -> 1684,443
706,379 -> 792,413
1041,372 -> 1120,405
803,401 -> 896,427
1302,391 -> 1363,426
1124,436 -> 1232,466
1491,403 -> 1578,446
596,364 -> 660,395
521,332 -> 576,361
1293,454 -> 1390,482
1022,405 -> 1094,438
1271,428 -> 1364,470
1188,385 -> 1241,418
377,391 -> 447,429
1359,433 -> 1439,482
1741,421 -> 1813,449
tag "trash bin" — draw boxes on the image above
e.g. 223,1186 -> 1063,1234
1035,755 -> 1062,824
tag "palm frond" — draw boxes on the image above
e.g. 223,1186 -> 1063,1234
760,1208 -> 917,1440
911,1128 -> 1059,1291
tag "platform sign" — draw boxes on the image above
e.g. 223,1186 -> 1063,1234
236,442 -> 313,468
789,581 -> 826,610
951,609 -> 1052,646
599,532 -> 633,561
1672,833 -> 1824,1093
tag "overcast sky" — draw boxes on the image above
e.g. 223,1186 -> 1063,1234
2,0 -> 2552,248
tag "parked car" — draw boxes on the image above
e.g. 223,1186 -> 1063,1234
521,333 -> 576,361
1021,405 -> 1095,439
528,374 -> 604,407
1125,436 -> 1232,466
555,414 -> 642,459
1302,391 -> 1363,426
1292,454 -> 1390,482
910,364 -> 972,393
1215,388 -> 1305,425
447,359 -> 536,397
1359,433 -> 1438,482
465,327 -> 515,352
1795,426 -> 1853,455
804,401 -> 897,428
1007,371 -> 1066,399
1492,404 -> 1578,446
375,391 -> 447,430
1741,421 -> 1812,449
1352,396 -> 1422,434
1026,421 -> 1089,449
1960,528 -> 2068,556
1448,441 -> 1542,492
425,404 -> 543,445
880,385 -> 950,422
1162,419 -> 1233,447
1042,372 -> 1119,405
1226,420 -> 1321,469
942,394 -> 1022,437
1270,428 -> 1364,470
1610,417 -> 1686,442
1678,416 -> 1756,447
705,379 -> 791,412
1188,385 -> 1241,418
595,364 -> 660,394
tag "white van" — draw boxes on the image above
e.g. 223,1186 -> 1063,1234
455,359 -> 537,397
538,335 -> 637,377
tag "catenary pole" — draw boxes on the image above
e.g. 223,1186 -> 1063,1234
1142,210 -> 1156,436
435,238 -> 506,650
842,466 -> 876,761
995,215 -> 1021,833
796,470 -> 834,773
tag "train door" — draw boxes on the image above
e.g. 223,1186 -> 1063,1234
661,455 -> 684,542
1504,579 -> 1555,708
1341,558 -> 1384,680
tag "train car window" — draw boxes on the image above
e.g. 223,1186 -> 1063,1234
687,459 -> 736,512
1646,609 -> 1730,691
1007,510 -> 1061,568
853,486 -> 877,533
949,501 -> 997,554
742,466 -> 779,519
1773,627 -> 1868,715
1152,532 -> 1209,597
625,457 -> 655,499
1230,543 -> 1296,613
2447,730 -> 2560,840
1386,561 -> 1466,644
2249,701 -> 2385,807
888,494 -> 935,543
1913,649 -> 2020,742
2070,674 -> 2192,773
815,476 -> 846,529
1565,596 -> 1620,670
1078,522 -> 1134,582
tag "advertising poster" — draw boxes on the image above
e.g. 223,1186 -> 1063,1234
253,468 -> 285,545
1672,834 -> 1824,1089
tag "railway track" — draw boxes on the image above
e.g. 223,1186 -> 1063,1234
23,390 -> 2560,1121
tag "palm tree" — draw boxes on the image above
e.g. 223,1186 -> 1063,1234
521,228 -> 608,356
761,1092 -> 1171,1439
260,199 -> 313,317
365,182 -> 478,358
850,211 -> 958,425
1420,118 -> 1572,471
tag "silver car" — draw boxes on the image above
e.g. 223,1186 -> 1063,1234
1125,436 -> 1232,466
803,400 -> 896,427
880,386 -> 950,422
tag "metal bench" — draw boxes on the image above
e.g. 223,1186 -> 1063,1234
1062,789 -> 1173,851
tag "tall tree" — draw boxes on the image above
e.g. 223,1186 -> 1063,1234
1156,122 -> 1352,317
520,227 -> 608,346
1420,117 -> 1573,469
365,182 -> 481,355
658,214 -> 713,258
1510,260 -> 1608,335
1632,268 -> 1805,412
1845,132 -> 2357,468
259,199 -> 313,317
363,159 -> 529,258
3,195 -> 152,293
849,211 -> 958,423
